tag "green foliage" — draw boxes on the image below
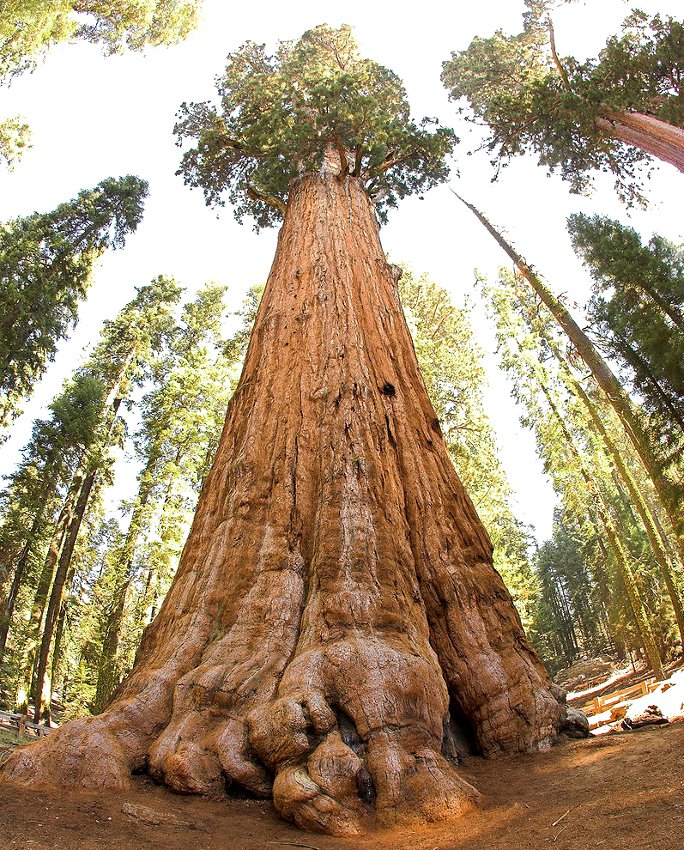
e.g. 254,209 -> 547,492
0,1 -> 201,82
568,213 -> 684,461
590,11 -> 684,128
0,373 -> 105,595
442,6 -> 683,202
0,116 -> 31,169
88,282 -> 246,707
175,24 -> 457,228
70,1 -> 200,54
0,2 -> 200,169
533,512 -> 607,673
0,1 -> 74,80
0,276 -> 182,709
0,175 -> 148,429
398,267 -> 538,629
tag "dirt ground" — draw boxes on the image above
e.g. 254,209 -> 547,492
0,720 -> 682,850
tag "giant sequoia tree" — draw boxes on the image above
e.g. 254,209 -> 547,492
0,25 -> 576,835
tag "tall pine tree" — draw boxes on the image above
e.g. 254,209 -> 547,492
0,176 -> 148,429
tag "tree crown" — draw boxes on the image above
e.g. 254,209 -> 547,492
0,175 -> 148,427
175,24 -> 457,228
0,1 -> 201,81
442,4 -> 683,203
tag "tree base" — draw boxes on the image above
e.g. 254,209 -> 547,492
0,633 -> 576,835
0,690 -> 477,836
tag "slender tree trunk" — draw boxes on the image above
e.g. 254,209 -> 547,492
1,171 -> 569,835
94,469 -> 158,712
596,111 -> 684,174
9,469 -> 86,709
541,331 -> 684,649
601,518 -> 664,679
457,194 -> 684,552
0,505 -> 49,661
536,378 -> 664,679
31,470 -> 96,723
45,569 -> 75,728
95,443 -> 184,710
556,578 -> 579,654
0,545 -> 29,661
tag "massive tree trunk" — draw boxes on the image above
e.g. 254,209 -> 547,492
1,170 -> 567,835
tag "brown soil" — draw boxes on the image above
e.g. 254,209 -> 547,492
2,722 -> 682,850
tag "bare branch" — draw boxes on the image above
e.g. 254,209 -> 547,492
548,18 -> 572,93
246,186 -> 287,215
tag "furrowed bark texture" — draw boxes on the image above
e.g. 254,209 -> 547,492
596,111 -> 684,173
1,173 -> 564,835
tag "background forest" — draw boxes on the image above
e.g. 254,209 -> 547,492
0,0 -> 682,724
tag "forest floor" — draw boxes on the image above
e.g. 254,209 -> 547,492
1,664 -> 683,850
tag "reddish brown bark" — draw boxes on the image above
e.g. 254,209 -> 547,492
596,111 -> 684,173
1,170 -> 567,835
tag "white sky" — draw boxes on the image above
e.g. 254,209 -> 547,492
0,0 -> 681,543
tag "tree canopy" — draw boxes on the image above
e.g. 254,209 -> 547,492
0,2 -> 201,167
174,24 -> 457,227
442,3 -> 684,202
568,213 -> 684,456
0,1 -> 201,81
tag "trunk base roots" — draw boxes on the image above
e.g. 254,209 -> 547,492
2,636 -> 497,835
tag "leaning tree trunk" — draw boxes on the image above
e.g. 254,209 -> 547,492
31,467 -> 98,723
1,170 -> 568,835
596,111 -> 684,174
455,194 -> 684,557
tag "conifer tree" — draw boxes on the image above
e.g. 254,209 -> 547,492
533,513 -> 609,673
93,283 -> 237,709
568,213 -> 684,457
0,374 -> 105,666
519,278 -> 684,648
0,277 -> 182,720
442,3 -> 684,202
483,271 -> 675,676
456,194 -> 684,561
0,176 -> 148,429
